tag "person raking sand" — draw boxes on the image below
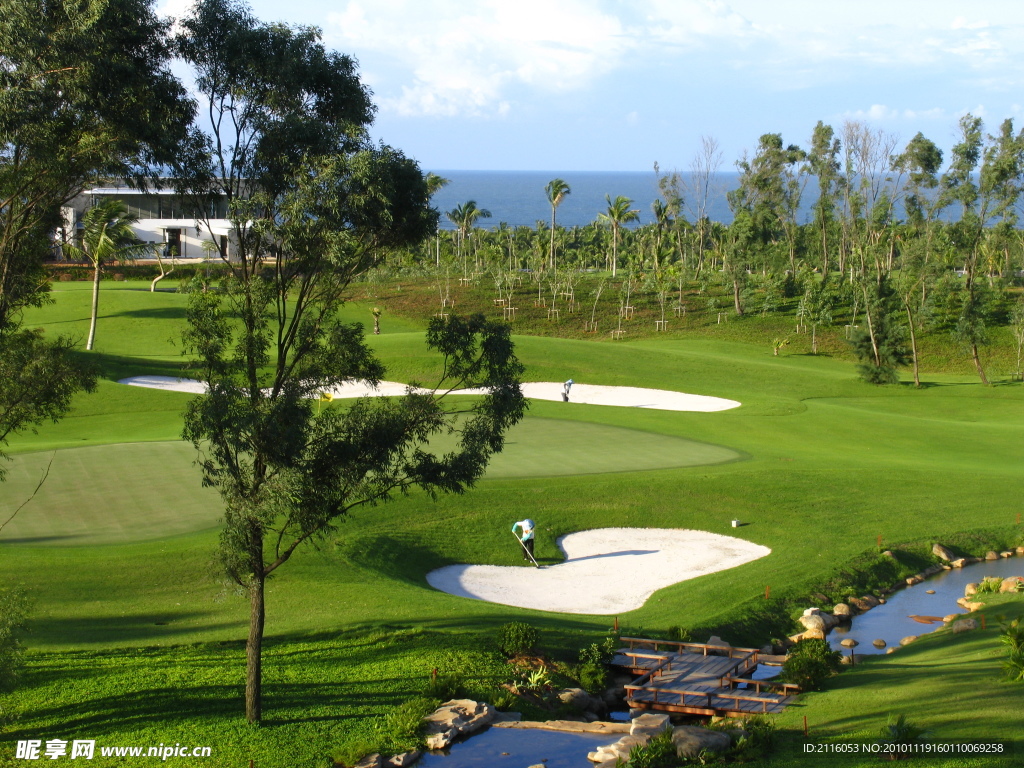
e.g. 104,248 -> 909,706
512,518 -> 539,567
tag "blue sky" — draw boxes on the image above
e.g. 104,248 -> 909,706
162,0 -> 1024,172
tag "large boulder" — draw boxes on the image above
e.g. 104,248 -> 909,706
588,734 -> 648,764
558,687 -> 604,715
985,551 -> 999,561
848,597 -> 873,612
900,635 -> 918,647
672,726 -> 732,759
422,699 -> 495,750
1000,577 -> 1024,593
798,614 -> 827,633
957,598 -> 984,611
833,603 -> 853,618
953,619 -> 979,634
631,713 -> 671,738
932,543 -> 956,561
872,639 -> 886,648
840,638 -> 858,648
965,583 -> 979,597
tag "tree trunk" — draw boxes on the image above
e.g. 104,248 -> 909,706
86,259 -> 101,350
905,303 -> 920,388
811,324 -> 817,354
732,278 -> 743,316
611,228 -> 618,278
971,343 -> 989,386
245,577 -> 265,722
245,536 -> 266,723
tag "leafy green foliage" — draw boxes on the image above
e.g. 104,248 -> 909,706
496,622 -> 538,657
877,713 -> 930,757
0,587 -> 27,691
626,729 -> 678,768
780,638 -> 843,691
422,672 -> 464,701
999,618 -> 1024,682
577,662 -> 607,695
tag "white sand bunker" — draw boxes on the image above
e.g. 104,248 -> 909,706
426,528 -> 770,615
118,377 -> 739,412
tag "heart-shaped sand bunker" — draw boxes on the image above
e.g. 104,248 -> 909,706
426,528 -> 770,615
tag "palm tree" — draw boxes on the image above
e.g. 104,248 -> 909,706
446,201 -> 491,275
65,198 -> 151,350
426,174 -> 451,266
545,178 -> 571,271
597,195 -> 639,277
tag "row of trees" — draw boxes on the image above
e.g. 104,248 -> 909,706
1,0 -> 526,722
406,121 -> 1024,385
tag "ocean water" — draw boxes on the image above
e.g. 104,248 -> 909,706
428,170 -> 743,230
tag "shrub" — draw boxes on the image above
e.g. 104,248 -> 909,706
577,662 -> 607,695
626,729 -> 678,768
0,588 -> 28,692
375,696 -> 436,753
975,577 -> 1003,595
490,689 -> 518,711
422,672 -> 464,700
999,618 -> 1024,682
665,625 -> 692,643
496,622 -> 538,657
578,634 -> 618,666
780,638 -> 842,691
877,714 -> 930,759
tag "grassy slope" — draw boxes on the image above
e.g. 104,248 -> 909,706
1,281 -> 1023,766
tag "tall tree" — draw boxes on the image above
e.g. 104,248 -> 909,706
0,0 -> 184,475
175,0 -> 524,723
63,199 -> 152,350
938,114 -> 1024,384
807,121 -> 842,275
598,195 -> 639,278
545,178 -> 570,271
446,201 -> 491,275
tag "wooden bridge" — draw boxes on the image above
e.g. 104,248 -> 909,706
612,637 -> 798,718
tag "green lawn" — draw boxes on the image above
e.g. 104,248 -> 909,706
1,280 -> 1022,767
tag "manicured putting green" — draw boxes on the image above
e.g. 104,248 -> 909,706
0,442 -> 221,547
0,418 -> 738,546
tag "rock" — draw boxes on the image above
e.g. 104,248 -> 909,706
558,688 -> 604,714
848,597 -> 872,612
760,644 -> 774,655
833,603 -> 852,618
943,614 -> 960,623
1000,577 -> 1024,593
672,726 -> 732,759
810,593 -> 830,604
932,543 -> 956,561
705,636 -> 731,655
387,752 -> 421,768
965,583 -> 979,597
353,755 -> 382,768
905,575 -> 923,586
951,558 -> 967,568
922,565 -> 943,577
840,654 -> 856,665
900,636 -> 918,647
957,598 -> 984,611
802,607 -> 821,617
985,551 -> 999,561
602,687 -> 624,707
840,638 -> 858,648
799,614 -> 827,632
588,734 -> 648,763
926,590 -> 935,594
1001,551 -> 1014,558
860,595 -> 881,608
886,647 -> 897,654
631,713 -> 671,738
422,699 -> 495,750
820,613 -> 841,630
953,619 -> 979,634
1017,546 -> 1024,555
872,639 -> 886,648
801,629 -> 826,641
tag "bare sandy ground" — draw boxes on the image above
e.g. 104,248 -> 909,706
117,378 -> 740,412
425,528 -> 770,615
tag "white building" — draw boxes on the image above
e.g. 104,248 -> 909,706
64,185 -> 234,259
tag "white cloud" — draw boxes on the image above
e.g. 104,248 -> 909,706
328,0 -> 627,117
322,0 -> 1024,118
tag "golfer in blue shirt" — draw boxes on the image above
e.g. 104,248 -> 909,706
512,518 -> 535,562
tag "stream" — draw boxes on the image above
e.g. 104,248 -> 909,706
828,556 -> 1024,654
